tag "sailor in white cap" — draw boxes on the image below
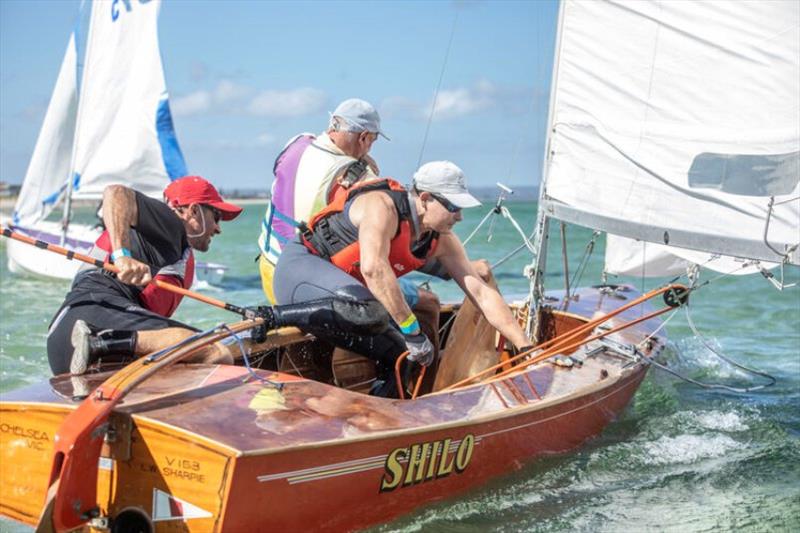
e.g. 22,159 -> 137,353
412,160 -> 482,210
273,161 -> 531,398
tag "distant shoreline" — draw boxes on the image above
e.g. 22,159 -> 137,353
0,185 -> 539,217
0,196 -> 269,219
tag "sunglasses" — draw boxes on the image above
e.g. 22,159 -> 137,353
429,193 -> 461,213
203,204 -> 222,224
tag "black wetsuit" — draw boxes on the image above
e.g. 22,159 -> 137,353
273,190 -> 436,398
46,192 -> 196,374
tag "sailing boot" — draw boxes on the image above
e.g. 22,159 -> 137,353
70,320 -> 138,375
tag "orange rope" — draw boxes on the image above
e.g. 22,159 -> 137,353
393,351 -> 427,400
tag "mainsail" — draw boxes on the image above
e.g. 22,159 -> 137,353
538,0 -> 800,273
12,0 -> 186,227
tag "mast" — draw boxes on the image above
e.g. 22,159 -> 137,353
526,0 -> 566,341
59,0 -> 95,245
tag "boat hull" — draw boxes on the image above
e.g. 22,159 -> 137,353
223,365 -> 647,531
0,285 -> 664,531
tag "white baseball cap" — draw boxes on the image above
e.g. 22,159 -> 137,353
412,161 -> 481,209
330,98 -> 390,140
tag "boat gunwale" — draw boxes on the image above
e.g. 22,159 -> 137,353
0,400 -> 242,457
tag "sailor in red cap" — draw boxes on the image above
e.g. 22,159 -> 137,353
46,177 -> 243,376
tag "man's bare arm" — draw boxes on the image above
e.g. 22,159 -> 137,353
102,185 -> 152,286
435,233 -> 530,349
350,192 -> 413,326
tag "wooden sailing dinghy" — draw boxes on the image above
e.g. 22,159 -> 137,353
2,0 -> 797,530
1,285 -> 678,532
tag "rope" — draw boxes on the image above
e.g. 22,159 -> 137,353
773,194 -> 800,205
648,357 -> 774,394
220,324 -> 283,389
492,239 -> 532,270
500,206 -> 537,254
680,305 -> 776,392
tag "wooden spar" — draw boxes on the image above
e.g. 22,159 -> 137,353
1,227 -> 254,318
492,304 -> 673,380
39,319 -> 264,533
439,284 -> 688,392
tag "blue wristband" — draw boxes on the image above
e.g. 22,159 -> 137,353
110,248 -> 132,262
399,314 -> 420,335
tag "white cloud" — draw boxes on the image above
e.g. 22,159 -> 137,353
382,80 -> 497,121
431,87 -> 493,119
172,90 -> 212,116
214,79 -> 253,104
247,87 -> 327,117
173,83 -> 326,118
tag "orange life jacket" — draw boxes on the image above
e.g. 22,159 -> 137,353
300,179 -> 438,282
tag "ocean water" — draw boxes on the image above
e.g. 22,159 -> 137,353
1,201 -> 798,532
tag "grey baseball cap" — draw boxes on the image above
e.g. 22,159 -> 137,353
330,98 -> 390,140
412,161 -> 481,209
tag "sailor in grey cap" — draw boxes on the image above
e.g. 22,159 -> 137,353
330,98 -> 390,141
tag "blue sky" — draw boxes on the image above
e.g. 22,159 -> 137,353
0,0 -> 558,190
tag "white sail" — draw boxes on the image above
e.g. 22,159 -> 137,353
12,34 -> 79,227
541,0 -> 800,267
604,234 -> 772,278
12,0 -> 186,227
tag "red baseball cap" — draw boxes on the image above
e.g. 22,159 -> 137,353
163,176 -> 243,221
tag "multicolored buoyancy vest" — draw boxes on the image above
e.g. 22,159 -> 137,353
300,179 -> 439,282
257,133 -> 359,266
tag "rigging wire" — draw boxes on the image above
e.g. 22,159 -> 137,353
567,230 -> 600,293
417,12 -> 459,168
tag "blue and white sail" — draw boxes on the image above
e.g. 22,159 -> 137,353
12,0 -> 186,227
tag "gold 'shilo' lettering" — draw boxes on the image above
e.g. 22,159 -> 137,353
436,438 -> 455,477
380,435 -> 475,492
380,448 -> 407,491
426,440 -> 442,481
403,442 -> 431,486
455,434 -> 475,472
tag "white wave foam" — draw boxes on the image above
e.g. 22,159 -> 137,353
695,410 -> 748,432
641,434 -> 742,465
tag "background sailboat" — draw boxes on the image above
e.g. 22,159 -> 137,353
5,0 -> 227,284
530,0 -> 799,322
